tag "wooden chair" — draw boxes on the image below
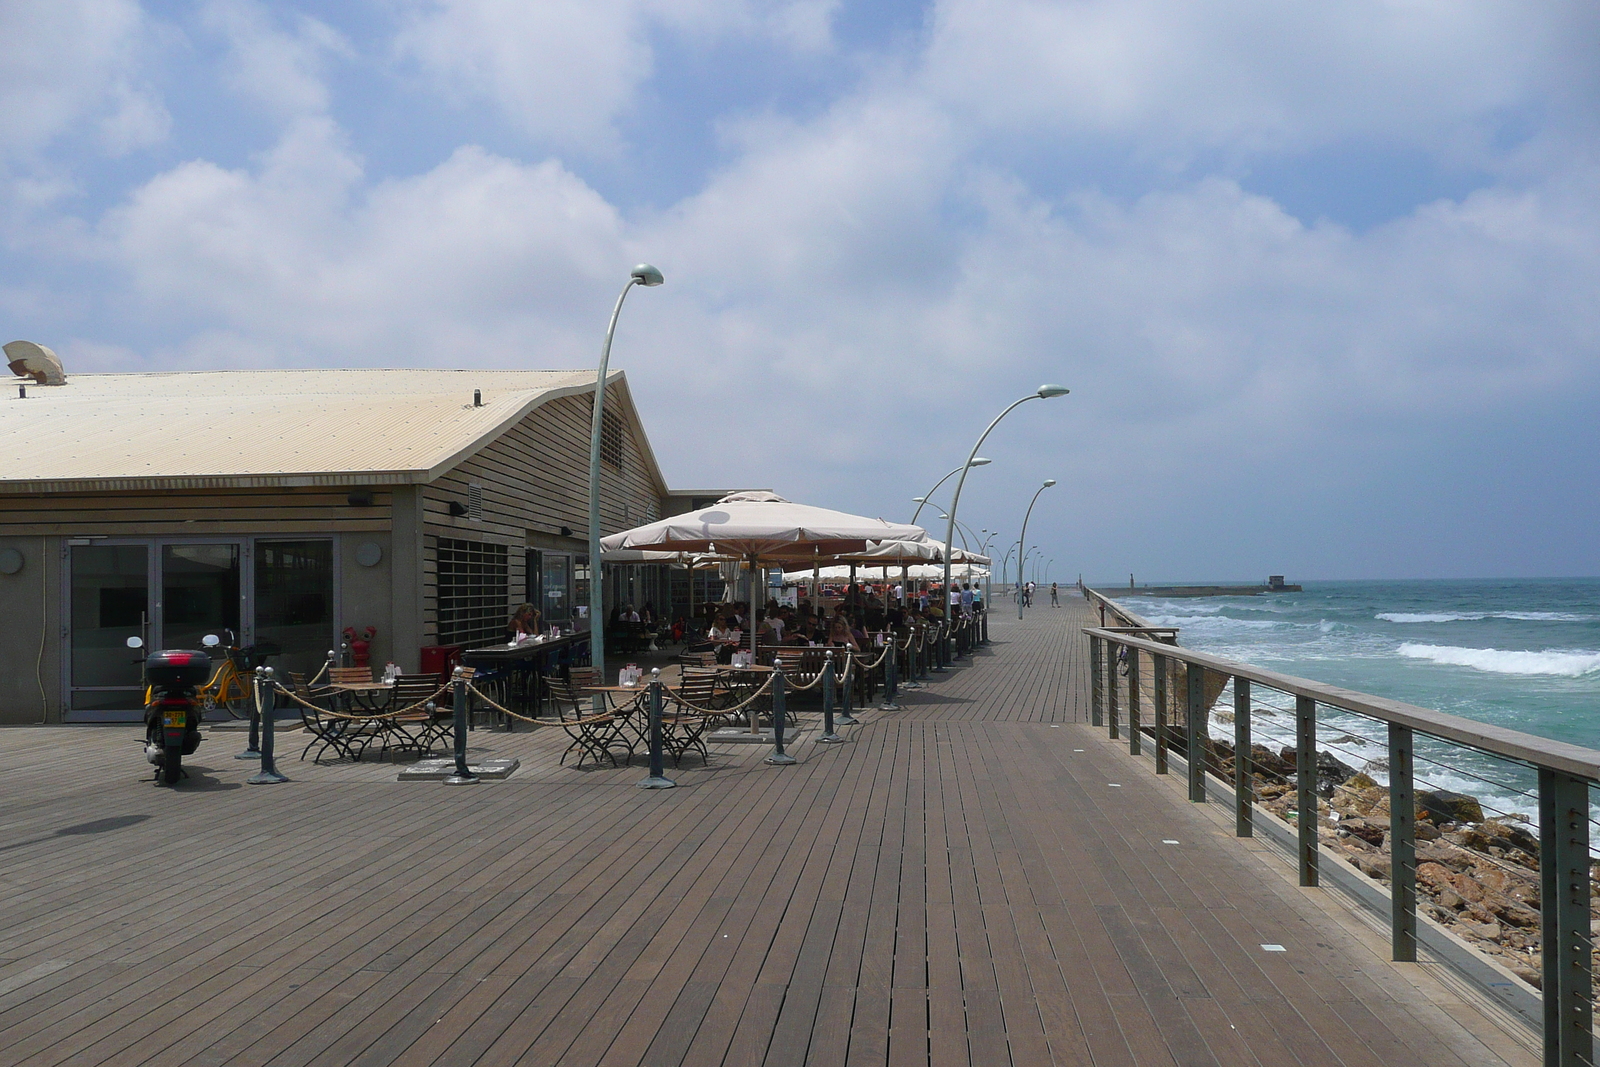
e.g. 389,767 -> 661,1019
288,671 -> 347,763
548,678 -> 630,768
328,666 -> 373,685
381,674 -> 449,758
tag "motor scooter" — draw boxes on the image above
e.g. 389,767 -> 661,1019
133,641 -> 210,785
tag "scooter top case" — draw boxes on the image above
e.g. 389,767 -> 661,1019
145,650 -> 211,688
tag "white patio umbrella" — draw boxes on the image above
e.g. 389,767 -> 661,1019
601,491 -> 928,734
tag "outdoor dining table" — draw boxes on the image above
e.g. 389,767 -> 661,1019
461,631 -> 590,722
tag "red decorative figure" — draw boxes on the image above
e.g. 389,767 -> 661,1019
343,626 -> 376,668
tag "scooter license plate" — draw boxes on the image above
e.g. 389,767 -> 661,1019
162,708 -> 185,728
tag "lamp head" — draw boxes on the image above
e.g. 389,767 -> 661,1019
1036,384 -> 1069,399
969,456 -> 991,467
912,496 -> 926,504
1042,478 -> 1056,488
630,263 -> 664,286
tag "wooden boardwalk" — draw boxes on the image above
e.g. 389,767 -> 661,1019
0,601 -> 1536,1066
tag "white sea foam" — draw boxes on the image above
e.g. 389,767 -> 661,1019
1396,643 -> 1600,677
1377,610 -> 1595,624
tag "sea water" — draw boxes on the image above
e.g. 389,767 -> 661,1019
1108,578 -> 1600,823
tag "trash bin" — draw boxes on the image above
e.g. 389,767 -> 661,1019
420,645 -> 462,686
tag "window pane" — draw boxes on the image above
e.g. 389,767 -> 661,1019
542,553 -> 570,625
255,540 -> 333,678
70,544 -> 148,696
161,544 -> 241,651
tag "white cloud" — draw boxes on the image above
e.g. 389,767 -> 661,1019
201,0 -> 350,118
922,0 -> 1558,159
98,117 -> 629,366
0,0 -> 167,162
390,0 -> 841,149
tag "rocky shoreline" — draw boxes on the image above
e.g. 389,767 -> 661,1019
1203,736 -> 1586,990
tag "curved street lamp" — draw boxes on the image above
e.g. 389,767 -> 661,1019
1016,481 -> 1056,618
588,263 -> 663,684
911,457 -> 991,526
941,385 -> 1068,659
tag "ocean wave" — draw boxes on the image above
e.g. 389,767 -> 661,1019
1145,615 -> 1283,630
1378,610 -> 1595,623
1396,643 -> 1600,677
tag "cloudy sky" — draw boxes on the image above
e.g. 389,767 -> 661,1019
4,1 -> 1597,582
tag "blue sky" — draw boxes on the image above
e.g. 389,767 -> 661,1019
4,1 -> 1598,581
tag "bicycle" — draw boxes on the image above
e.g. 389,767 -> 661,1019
142,631 -> 280,717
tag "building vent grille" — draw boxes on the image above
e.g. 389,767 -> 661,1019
436,538 -> 507,646
467,483 -> 483,522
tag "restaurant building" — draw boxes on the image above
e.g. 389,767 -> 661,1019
0,367 -> 674,723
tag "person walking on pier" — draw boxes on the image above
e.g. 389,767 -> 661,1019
1050,582 -> 1059,607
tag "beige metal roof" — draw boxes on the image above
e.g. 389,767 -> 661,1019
0,368 -> 616,493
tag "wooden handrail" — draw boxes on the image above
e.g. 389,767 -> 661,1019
1083,624 -> 1600,781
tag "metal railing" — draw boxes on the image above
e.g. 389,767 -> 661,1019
1082,586 -> 1595,1065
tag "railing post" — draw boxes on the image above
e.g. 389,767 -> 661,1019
766,658 -> 797,765
1540,767 -> 1593,1067
639,669 -> 676,787
1387,723 -> 1415,962
1233,677 -> 1252,837
1089,635 -> 1103,727
246,668 -> 288,785
1106,642 -> 1120,740
1126,647 -> 1141,756
1153,652 -> 1168,775
1295,694 -> 1318,886
1186,663 -> 1207,803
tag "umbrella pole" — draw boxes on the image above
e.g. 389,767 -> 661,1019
749,555 -> 761,735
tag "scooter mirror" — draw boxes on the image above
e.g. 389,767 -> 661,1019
202,634 -> 221,647
126,636 -> 144,649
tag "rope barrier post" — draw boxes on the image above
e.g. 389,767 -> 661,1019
836,655 -> 859,726
246,668 -> 288,785
235,674 -> 262,761
901,628 -> 924,691
931,618 -> 947,673
444,667 -> 478,786
765,659 -> 797,765
640,669 -> 676,788
818,651 -> 842,744
878,634 -> 901,711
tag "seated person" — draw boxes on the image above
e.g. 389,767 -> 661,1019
826,616 -> 861,651
506,603 -> 541,642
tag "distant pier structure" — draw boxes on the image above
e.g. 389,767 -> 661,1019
1123,574 -> 1303,597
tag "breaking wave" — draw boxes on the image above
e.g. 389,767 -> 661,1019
1396,643 -> 1600,677
1378,611 -> 1595,623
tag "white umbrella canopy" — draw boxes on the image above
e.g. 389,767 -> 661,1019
599,492 -> 928,559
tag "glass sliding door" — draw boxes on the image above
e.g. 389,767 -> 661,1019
254,540 -> 333,677
161,543 -> 241,652
542,553 -> 570,628
68,544 -> 150,714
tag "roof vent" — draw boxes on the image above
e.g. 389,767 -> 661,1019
4,341 -> 66,385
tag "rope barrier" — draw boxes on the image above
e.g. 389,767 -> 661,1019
264,679 -> 452,722
464,683 -> 623,726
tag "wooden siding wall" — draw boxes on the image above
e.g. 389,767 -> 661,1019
0,487 -> 392,537
420,387 -> 667,642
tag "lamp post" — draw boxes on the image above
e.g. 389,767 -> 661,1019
1016,481 -> 1055,619
941,385 -> 1068,659
588,264 -> 663,685
910,458 -> 991,526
